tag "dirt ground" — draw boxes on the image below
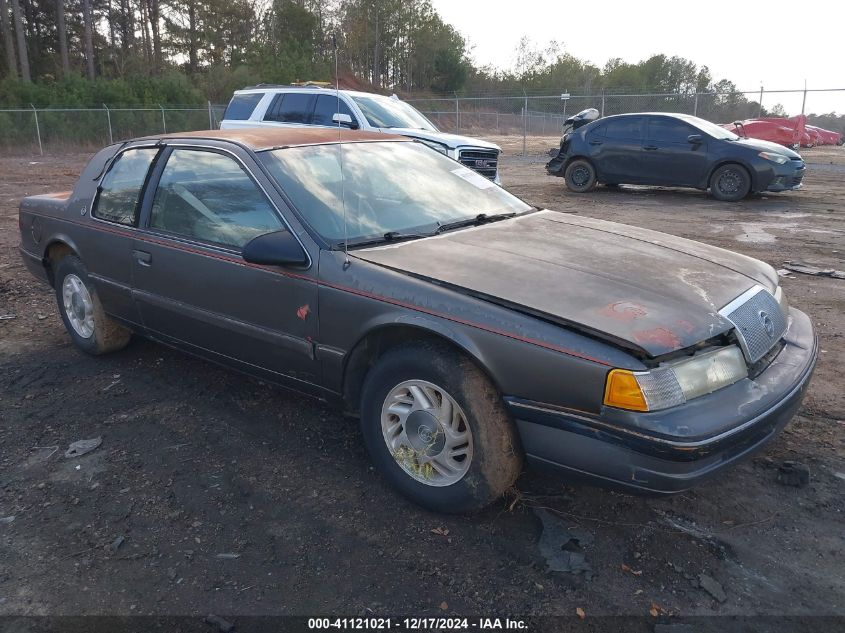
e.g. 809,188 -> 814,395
1,144 -> 843,624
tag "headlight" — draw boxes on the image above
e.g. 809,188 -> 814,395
604,346 -> 748,412
418,139 -> 449,155
758,151 -> 789,165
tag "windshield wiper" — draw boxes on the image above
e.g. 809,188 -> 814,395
435,212 -> 516,235
339,230 -> 429,250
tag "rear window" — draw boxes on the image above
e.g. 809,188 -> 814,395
93,148 -> 159,226
223,93 -> 263,121
264,93 -> 316,124
604,117 -> 643,140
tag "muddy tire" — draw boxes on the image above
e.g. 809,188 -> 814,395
564,159 -> 597,193
54,255 -> 131,355
710,164 -> 751,202
360,341 -> 522,513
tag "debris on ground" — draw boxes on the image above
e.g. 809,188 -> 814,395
0,314 -> 16,320
204,614 -> 235,632
0,516 -> 15,524
110,536 -> 125,552
777,461 -> 811,487
782,261 -> 845,279
215,553 -> 241,559
64,437 -> 103,459
534,508 -> 593,578
697,573 -> 727,603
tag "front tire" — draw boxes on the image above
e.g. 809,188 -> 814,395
710,164 -> 751,201
360,341 -> 522,513
54,255 -> 131,355
564,159 -> 597,193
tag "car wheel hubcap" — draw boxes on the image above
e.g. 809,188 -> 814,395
571,166 -> 590,187
380,379 -> 473,487
62,274 -> 94,339
719,170 -> 741,194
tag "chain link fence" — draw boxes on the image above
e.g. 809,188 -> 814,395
0,103 -> 228,154
406,88 -> 845,155
0,88 -> 842,155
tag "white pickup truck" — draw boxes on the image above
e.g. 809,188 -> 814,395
220,85 -> 502,183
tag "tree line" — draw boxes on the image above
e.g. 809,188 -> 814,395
0,0 -> 841,134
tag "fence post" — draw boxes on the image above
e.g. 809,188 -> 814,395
758,86 -> 763,118
496,112 -> 499,134
160,104 -> 167,134
30,104 -> 43,156
693,92 -> 699,117
801,80 -> 807,115
208,100 -> 213,129
600,90 -> 605,118
454,93 -> 459,134
523,92 -> 528,157
103,103 -> 113,144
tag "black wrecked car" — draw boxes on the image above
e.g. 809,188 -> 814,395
547,111 -> 806,201
19,128 -> 817,513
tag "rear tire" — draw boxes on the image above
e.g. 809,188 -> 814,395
564,159 -> 597,193
54,255 -> 131,355
710,164 -> 751,202
360,341 -> 522,513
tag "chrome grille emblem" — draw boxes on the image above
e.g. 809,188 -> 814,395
759,310 -> 775,338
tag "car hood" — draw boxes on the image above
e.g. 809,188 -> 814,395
353,210 -> 779,358
377,127 -> 501,151
733,137 -> 803,159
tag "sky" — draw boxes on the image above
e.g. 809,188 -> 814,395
430,0 -> 843,115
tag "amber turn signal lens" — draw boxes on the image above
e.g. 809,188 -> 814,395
603,369 -> 649,412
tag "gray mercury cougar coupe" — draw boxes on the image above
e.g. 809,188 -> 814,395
18,128 -> 817,513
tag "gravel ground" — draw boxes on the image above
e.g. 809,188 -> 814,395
0,146 -> 843,622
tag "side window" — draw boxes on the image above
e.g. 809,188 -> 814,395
93,148 -> 159,226
264,93 -> 316,124
223,93 -> 264,120
312,95 -> 356,126
604,117 -> 643,141
149,150 -> 282,249
648,118 -> 694,142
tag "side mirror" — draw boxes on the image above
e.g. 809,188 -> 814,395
242,230 -> 308,267
332,113 -> 359,130
687,134 -> 703,144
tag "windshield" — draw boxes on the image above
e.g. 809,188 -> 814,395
260,141 -> 531,245
351,95 -> 438,131
689,117 -> 740,140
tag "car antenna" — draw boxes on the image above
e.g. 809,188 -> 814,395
334,34 -> 350,269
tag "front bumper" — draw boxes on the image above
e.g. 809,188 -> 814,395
763,160 -> 805,192
507,307 -> 817,494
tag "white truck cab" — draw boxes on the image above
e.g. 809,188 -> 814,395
220,85 -> 501,183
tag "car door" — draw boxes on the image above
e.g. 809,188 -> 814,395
591,116 -> 645,183
130,144 -> 321,388
641,117 -> 710,187
83,146 -> 162,326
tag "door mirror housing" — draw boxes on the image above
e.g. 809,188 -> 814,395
332,113 -> 359,129
242,230 -> 308,267
687,134 -> 703,145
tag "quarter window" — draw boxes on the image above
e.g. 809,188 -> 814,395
93,148 -> 159,226
149,150 -> 282,249
223,93 -> 264,120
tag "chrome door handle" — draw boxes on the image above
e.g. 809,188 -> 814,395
132,250 -> 152,266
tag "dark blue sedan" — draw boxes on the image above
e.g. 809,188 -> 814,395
546,112 -> 806,201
